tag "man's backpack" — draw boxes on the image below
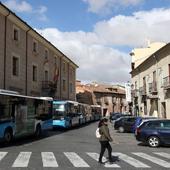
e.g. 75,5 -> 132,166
95,128 -> 101,138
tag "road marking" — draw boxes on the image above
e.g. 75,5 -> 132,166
64,152 -> 90,167
0,152 -> 8,161
154,152 -> 170,159
113,152 -> 150,168
41,152 -> 58,167
12,152 -> 31,167
133,152 -> 170,168
86,152 -> 120,168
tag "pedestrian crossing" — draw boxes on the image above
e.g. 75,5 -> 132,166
0,151 -> 170,168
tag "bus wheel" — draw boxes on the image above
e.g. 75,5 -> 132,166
35,124 -> 42,137
4,129 -> 13,143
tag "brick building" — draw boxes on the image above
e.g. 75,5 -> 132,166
0,3 -> 78,100
76,81 -> 128,116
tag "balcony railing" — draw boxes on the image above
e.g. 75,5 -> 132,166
163,76 -> 170,89
148,81 -> 157,94
42,81 -> 57,89
139,86 -> 146,96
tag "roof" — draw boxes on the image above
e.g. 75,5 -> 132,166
130,43 -> 170,74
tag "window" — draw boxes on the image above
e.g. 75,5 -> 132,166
33,65 -> 37,82
13,26 -> 20,41
33,41 -> 38,52
163,122 -> 170,128
0,95 -> 11,121
146,122 -> 161,128
44,70 -> 48,81
63,80 -> 66,91
45,49 -> 48,59
12,56 -> 19,76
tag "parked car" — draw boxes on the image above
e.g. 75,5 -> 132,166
114,116 -> 137,133
132,116 -> 157,133
110,113 -> 122,122
135,119 -> 170,147
110,112 -> 131,122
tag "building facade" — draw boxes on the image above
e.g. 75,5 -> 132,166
76,81 -> 128,116
0,3 -> 78,100
131,43 -> 170,118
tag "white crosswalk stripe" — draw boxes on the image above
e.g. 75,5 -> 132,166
64,152 -> 90,167
133,152 -> 170,168
154,152 -> 170,159
41,152 -> 58,167
0,151 -> 170,168
86,152 -> 120,168
12,152 -> 32,167
113,152 -> 150,168
0,152 -> 8,162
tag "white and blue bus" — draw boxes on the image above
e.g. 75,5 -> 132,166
52,100 -> 81,128
0,89 -> 53,143
91,105 -> 102,121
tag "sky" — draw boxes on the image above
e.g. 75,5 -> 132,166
1,0 -> 170,85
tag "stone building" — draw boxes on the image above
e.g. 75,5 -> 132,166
0,3 -> 78,100
76,81 -> 128,116
130,42 -> 170,118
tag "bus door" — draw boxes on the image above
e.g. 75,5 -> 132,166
26,99 -> 36,134
35,100 -> 52,130
14,98 -> 28,136
68,103 -> 79,126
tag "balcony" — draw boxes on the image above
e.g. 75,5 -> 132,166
131,89 -> 138,98
139,86 -> 146,96
163,76 -> 170,89
42,81 -> 57,89
148,81 -> 157,94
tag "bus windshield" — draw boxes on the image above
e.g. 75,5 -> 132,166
53,104 -> 65,118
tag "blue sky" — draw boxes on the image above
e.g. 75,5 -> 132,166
1,0 -> 170,84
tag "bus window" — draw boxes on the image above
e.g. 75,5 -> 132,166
0,95 -> 11,121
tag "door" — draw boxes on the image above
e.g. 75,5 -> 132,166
15,99 -> 28,136
161,102 -> 166,118
158,121 -> 170,144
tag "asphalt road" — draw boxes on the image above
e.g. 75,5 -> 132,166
0,121 -> 170,170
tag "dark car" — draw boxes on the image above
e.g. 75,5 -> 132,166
110,113 -> 122,121
110,113 -> 131,122
135,119 -> 170,147
114,116 -> 137,133
132,116 -> 157,133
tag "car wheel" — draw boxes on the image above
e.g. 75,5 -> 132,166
119,126 -> 124,133
148,136 -> 160,147
4,129 -> 13,143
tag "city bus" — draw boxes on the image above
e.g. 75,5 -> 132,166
0,89 -> 53,143
91,105 -> 102,121
52,100 -> 81,128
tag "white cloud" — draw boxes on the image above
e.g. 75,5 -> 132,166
3,0 -> 48,21
94,8 -> 170,47
83,0 -> 144,14
37,28 -> 131,84
4,0 -> 32,12
36,7 -> 170,83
